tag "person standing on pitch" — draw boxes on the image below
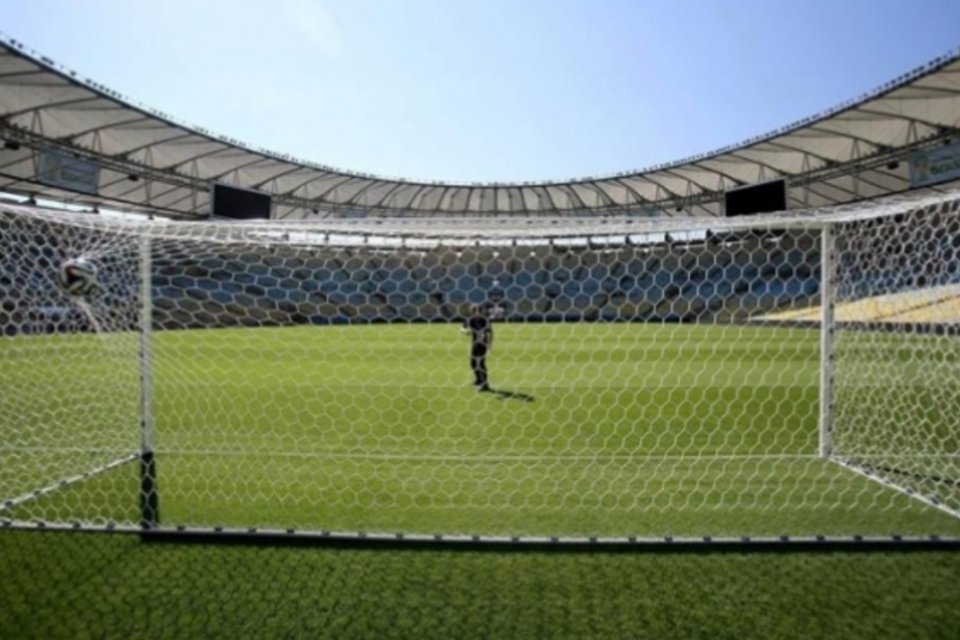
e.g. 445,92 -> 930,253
462,304 -> 492,391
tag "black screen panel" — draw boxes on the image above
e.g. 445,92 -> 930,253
212,184 -> 272,220
724,179 -> 787,217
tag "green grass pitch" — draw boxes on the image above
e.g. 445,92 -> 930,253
0,529 -> 958,639
2,321 -> 958,539
2,322 -> 960,638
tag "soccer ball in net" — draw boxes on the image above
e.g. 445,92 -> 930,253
57,257 -> 99,296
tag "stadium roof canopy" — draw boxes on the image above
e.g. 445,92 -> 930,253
1,33 -> 959,220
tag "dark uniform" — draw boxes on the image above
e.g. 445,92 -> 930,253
464,312 -> 492,390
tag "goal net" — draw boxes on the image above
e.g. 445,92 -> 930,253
1,191 -> 958,542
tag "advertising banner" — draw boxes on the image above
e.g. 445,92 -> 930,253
36,149 -> 100,195
909,140 -> 960,188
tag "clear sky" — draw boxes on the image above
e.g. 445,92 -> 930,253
3,0 -> 959,183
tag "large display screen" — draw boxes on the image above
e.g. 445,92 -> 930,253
211,183 -> 272,220
724,179 -> 787,217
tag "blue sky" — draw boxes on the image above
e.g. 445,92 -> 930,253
3,0 -> 960,183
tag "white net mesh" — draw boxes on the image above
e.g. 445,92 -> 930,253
0,214 -> 142,524
1,191 -> 959,541
828,208 -> 960,519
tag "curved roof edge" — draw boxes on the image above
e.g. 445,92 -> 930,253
1,32 -> 960,217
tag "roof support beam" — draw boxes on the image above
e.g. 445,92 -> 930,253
60,114 -> 153,144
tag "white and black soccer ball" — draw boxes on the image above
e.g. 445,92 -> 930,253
57,257 -> 99,296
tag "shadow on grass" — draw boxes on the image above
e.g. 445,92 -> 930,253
483,387 -> 535,402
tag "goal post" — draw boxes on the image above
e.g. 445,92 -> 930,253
0,191 -> 958,543
139,234 -> 159,529
819,223 -> 836,459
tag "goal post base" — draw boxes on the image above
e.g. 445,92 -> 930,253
139,450 -> 159,529
0,453 -> 140,516
829,456 -> 960,522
